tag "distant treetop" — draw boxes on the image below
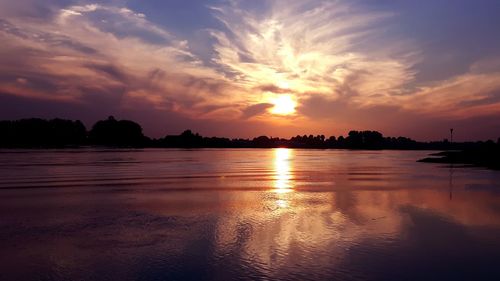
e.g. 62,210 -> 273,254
0,117 -> 498,150
89,116 -> 149,147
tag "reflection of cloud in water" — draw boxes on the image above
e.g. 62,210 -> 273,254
212,191 -> 404,274
205,186 -> 500,276
3,150 -> 500,280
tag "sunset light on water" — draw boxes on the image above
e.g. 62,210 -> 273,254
1,1 -> 500,280
274,148 -> 293,192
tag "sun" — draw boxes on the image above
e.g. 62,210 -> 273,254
276,80 -> 290,90
270,95 -> 297,115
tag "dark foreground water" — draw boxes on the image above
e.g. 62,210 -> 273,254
1,149 -> 500,281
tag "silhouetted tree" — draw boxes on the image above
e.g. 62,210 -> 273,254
50,119 -> 87,146
337,136 -> 345,147
347,131 -> 363,148
2,117 -> 497,152
89,116 -> 148,147
159,130 -> 205,147
0,118 -> 86,147
326,136 -> 337,147
344,131 -> 384,149
253,136 -> 274,147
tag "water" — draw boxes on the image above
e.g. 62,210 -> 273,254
1,149 -> 499,281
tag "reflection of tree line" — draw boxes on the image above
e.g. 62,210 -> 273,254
1,117 -> 499,152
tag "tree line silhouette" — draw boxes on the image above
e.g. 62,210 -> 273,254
0,117 -> 149,148
1,117 -> 499,150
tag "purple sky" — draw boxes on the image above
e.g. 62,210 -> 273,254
1,0 -> 500,141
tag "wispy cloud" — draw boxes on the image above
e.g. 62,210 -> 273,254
208,0 -> 418,108
0,2 -> 235,118
0,0 -> 499,139
398,59 -> 500,119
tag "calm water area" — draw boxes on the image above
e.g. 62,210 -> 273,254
1,149 -> 500,280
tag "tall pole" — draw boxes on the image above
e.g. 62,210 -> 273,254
450,128 -> 454,144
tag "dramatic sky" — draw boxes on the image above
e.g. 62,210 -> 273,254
1,0 -> 500,140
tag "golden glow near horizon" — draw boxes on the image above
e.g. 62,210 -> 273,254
2,0 -> 500,132
274,148 -> 293,193
270,95 -> 297,116
209,0 -> 420,121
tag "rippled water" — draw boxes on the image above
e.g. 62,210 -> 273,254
1,149 -> 500,281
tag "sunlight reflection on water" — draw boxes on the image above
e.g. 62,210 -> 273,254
274,148 -> 293,193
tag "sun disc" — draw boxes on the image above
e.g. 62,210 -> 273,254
270,95 -> 296,115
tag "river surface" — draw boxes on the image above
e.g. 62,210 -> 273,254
1,149 -> 500,281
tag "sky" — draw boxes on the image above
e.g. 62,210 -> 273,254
1,0 -> 500,141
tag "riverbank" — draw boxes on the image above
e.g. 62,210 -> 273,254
418,147 -> 500,170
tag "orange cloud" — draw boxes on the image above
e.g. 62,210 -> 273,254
0,1 -> 499,139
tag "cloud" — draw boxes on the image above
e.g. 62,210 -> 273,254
241,103 -> 273,119
0,0 -> 499,140
397,62 -> 500,119
298,84 -> 500,141
208,0 -> 418,107
255,84 -> 292,94
0,3 -> 239,118
470,57 -> 500,74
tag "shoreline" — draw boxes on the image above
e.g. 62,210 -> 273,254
419,150 -> 500,170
